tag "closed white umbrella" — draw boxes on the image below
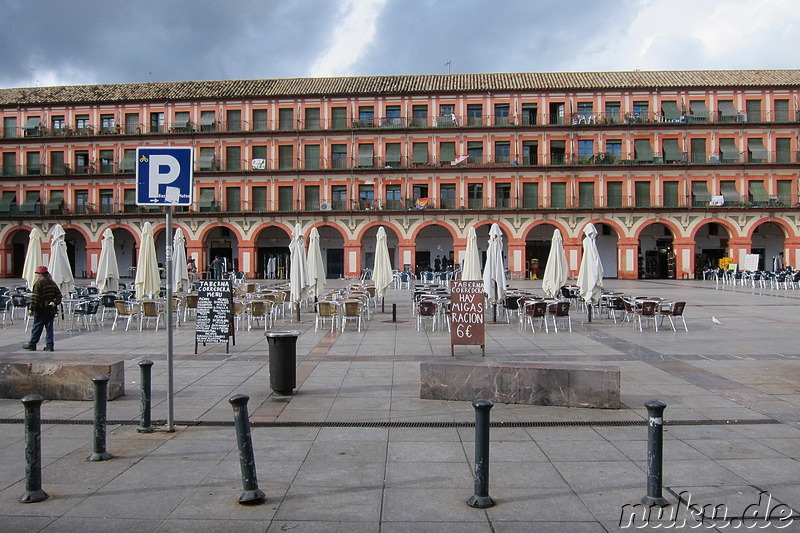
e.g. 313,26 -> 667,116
461,227 -> 481,280
306,227 -> 327,299
541,229 -> 569,297
289,223 -> 310,318
134,222 -> 160,300
172,227 -> 190,293
48,224 -> 75,296
372,226 -> 393,300
22,227 -> 44,290
577,223 -> 605,315
95,228 -> 120,292
482,223 -> 507,320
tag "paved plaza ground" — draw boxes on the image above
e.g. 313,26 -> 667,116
1,277 -> 799,531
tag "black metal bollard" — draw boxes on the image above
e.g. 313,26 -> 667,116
88,375 -> 112,461
229,394 -> 266,505
137,359 -> 154,433
392,303 -> 396,322
642,399 -> 668,506
19,394 -> 48,503
467,399 -> 496,508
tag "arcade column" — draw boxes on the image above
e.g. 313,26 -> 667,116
616,238 -> 640,280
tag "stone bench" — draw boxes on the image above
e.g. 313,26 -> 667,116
420,361 -> 619,409
0,354 -> 125,401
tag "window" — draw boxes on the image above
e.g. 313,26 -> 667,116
467,141 -> 483,164
634,139 -> 654,162
358,184 -> 375,209
632,101 -> 649,120
635,182 -> 651,208
99,150 -> 113,173
76,114 -> 90,134
494,141 -> 510,164
606,139 -> 622,159
718,100 -> 738,122
606,182 -> 623,207
304,144 -> 320,170
278,145 -> 294,169
776,138 -> 791,164
549,102 -> 565,125
75,189 -> 90,214
467,183 -> 483,209
22,116 -> 41,137
123,189 -> 136,213
662,182 -> 679,207
440,184 -> 456,209
576,102 -> 593,121
662,139 -> 683,163
99,189 -> 114,213
550,182 -> 566,208
252,109 -> 268,131
439,141 -> 455,164
124,113 -> 139,134
100,114 -> 115,133
495,183 -> 511,208
383,105 -> 402,127
304,185 -> 320,210
521,141 -> 538,165
173,111 -> 190,132
745,100 -> 761,123
412,105 -> 428,127
26,152 -> 40,175
777,180 -> 792,204
198,188 -> 216,212
226,146 -> 241,171
467,104 -> 483,126
331,144 -> 347,169
21,190 -> 41,215
199,110 -> 216,132
3,117 -> 17,138
331,107 -> 347,129
578,140 -> 594,161
494,104 -> 510,126
51,115 -> 65,134
357,106 -> 374,127
689,101 -> 709,123
385,184 -> 402,209
198,147 -> 216,171
604,101 -> 620,123
150,112 -> 164,133
252,145 -> 267,169
357,143 -> 374,167
720,180 -> 741,203
278,186 -> 294,211
549,140 -> 566,165
46,190 -> 63,215
438,104 -> 456,127
331,185 -> 348,210
412,142 -> 428,165
252,186 -> 267,212
413,184 -> 428,201
385,143 -> 401,167
774,99 -> 789,122
661,101 -> 681,121
2,152 -> 17,176
120,149 -> 135,173
747,138 -> 768,164
691,181 -> 711,206
304,108 -> 320,130
522,182 -> 538,209
74,150 -> 89,174
50,151 -> 65,174
690,138 -> 707,163
719,138 -> 739,164
226,187 -> 241,211
226,110 -> 241,132
578,182 -> 595,208
521,103 -> 537,125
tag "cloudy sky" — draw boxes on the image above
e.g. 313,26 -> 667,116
2,0 -> 799,89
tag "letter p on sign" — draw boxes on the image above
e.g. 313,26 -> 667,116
136,147 -> 194,206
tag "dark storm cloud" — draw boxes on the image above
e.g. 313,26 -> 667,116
0,0 -> 338,88
352,0 -> 641,75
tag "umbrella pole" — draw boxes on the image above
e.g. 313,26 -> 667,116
382,296 -> 385,314
295,302 -> 300,322
587,303 -> 593,323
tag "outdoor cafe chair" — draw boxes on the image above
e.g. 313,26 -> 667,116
140,300 -> 165,331
112,300 -> 140,331
98,293 -> 118,322
183,293 -> 199,321
341,300 -> 365,332
315,300 -> 339,333
246,300 -> 271,331
634,300 -> 659,332
659,301 -> 687,332
547,300 -> 572,333
522,300 -> 548,333
416,299 -> 438,332
71,299 -> 102,331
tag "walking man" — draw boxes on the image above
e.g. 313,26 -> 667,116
23,266 -> 62,351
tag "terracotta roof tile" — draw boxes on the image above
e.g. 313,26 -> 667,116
1,70 -> 799,106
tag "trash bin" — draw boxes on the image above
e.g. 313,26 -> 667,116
265,330 -> 299,395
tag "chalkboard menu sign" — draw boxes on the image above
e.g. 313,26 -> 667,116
195,279 -> 233,353
449,280 -> 486,356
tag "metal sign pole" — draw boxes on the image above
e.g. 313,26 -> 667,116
166,206 -> 174,432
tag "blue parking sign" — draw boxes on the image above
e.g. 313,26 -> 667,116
136,147 -> 194,206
